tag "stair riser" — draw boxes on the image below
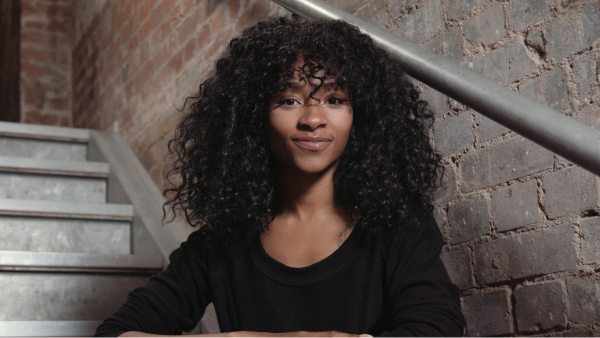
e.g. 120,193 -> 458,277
0,217 -> 130,255
0,173 -> 106,203
0,273 -> 152,321
0,137 -> 87,162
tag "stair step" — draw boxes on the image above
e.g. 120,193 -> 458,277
0,136 -> 88,162
0,320 -> 103,336
0,172 -> 106,203
0,251 -> 163,273
0,273 -> 153,321
0,216 -> 130,255
0,199 -> 133,221
0,121 -> 89,142
0,156 -> 109,177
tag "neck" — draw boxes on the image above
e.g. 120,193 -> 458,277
277,161 -> 340,222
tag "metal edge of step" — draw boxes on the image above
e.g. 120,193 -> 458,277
0,156 -> 110,177
0,320 -> 103,336
0,200 -> 134,221
0,251 -> 164,273
0,121 -> 90,143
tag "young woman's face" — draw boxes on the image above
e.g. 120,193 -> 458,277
268,63 -> 353,174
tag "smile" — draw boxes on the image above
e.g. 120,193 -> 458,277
292,137 -> 332,151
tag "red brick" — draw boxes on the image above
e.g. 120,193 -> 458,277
24,95 -> 45,109
115,0 -> 133,33
21,31 -> 48,45
21,62 -> 45,78
139,0 -> 156,23
236,0 -> 269,31
49,98 -> 68,110
24,21 -> 46,30
182,37 -> 197,64
48,4 -> 70,18
24,111 -> 58,125
177,6 -> 205,45
21,1 -> 44,15
151,0 -> 177,27
197,24 -> 211,49
209,6 -> 226,35
59,116 -> 70,127
48,19 -> 68,33
21,48 -> 51,62
228,0 -> 241,21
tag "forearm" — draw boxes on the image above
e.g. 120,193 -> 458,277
119,331 -> 230,337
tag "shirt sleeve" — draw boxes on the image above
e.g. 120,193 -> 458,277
378,209 -> 466,337
94,231 -> 212,337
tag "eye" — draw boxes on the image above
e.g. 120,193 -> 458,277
277,98 -> 299,106
325,97 -> 346,105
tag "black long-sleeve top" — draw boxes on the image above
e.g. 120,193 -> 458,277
95,210 -> 465,337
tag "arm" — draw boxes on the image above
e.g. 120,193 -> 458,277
95,231 -> 212,337
378,210 -> 465,337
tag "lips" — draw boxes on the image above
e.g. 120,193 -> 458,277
292,137 -> 332,151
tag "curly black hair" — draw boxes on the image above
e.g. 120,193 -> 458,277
164,17 -> 443,252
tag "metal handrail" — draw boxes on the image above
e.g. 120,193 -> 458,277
272,0 -> 600,177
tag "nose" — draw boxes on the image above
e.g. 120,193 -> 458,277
298,99 -> 327,131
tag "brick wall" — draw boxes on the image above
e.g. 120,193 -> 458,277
20,0 -> 72,126
71,0 -> 288,190
338,0 -> 600,335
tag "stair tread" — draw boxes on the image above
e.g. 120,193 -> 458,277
0,199 -> 134,220
0,156 -> 109,177
0,250 -> 163,271
0,121 -> 89,142
0,320 -> 102,336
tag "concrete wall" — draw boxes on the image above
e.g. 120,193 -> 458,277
337,0 -> 599,335
71,0 -> 288,190
20,0 -> 73,126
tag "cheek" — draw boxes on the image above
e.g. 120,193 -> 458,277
267,112 -> 291,154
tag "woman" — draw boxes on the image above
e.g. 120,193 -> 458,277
95,17 -> 465,337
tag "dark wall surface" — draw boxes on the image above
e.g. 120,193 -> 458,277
0,0 -> 21,122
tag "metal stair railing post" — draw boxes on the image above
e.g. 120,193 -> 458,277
271,0 -> 600,177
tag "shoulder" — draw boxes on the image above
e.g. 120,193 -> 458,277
379,202 -> 442,260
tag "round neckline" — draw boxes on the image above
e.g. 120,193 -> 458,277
249,226 -> 364,285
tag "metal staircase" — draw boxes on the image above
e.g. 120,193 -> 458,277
0,121 -> 218,336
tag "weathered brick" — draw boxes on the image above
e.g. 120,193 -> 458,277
580,217 -> 600,264
440,248 -> 474,289
393,0 -> 443,43
469,39 -> 537,84
520,69 -> 569,111
448,194 -> 489,244
545,2 -> 600,60
434,112 -> 473,157
434,164 -> 458,206
326,0 -> 368,14
566,276 -> 600,325
573,52 -> 599,99
386,0 -> 420,18
514,281 -> 567,332
507,0 -> 552,32
572,104 -> 600,130
474,223 -> 578,284
420,86 -> 449,119
353,0 -> 386,30
423,26 -> 463,64
526,27 -> 545,54
542,166 -> 598,219
459,137 -> 554,192
491,180 -> 540,232
444,0 -> 480,20
474,111 -> 510,143
462,289 -> 513,336
433,207 -> 446,233
463,3 -> 506,47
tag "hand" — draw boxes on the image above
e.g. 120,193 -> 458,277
227,331 -> 372,337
